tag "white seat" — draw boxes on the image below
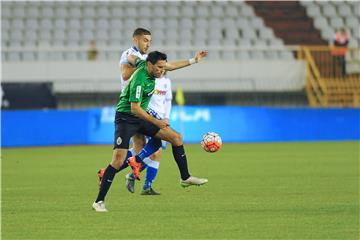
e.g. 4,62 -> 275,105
83,7 -> 96,17
53,30 -> 66,40
250,51 -> 264,59
329,17 -> 344,29
211,5 -> 223,17
10,30 -> 23,41
279,51 -> 294,60
209,29 -> 223,40
139,7 -> 152,18
167,6 -> 180,17
237,51 -> 250,60
221,18 -> 236,28
345,16 -> 359,29
338,5 -> 352,17
253,39 -> 268,47
49,52 -> 64,61
68,30 -> 80,41
166,18 -> 178,29
25,18 -> 38,30
124,7 -> 137,17
64,52 -> 78,60
264,51 -> 279,59
241,5 -> 255,17
52,40 -> 65,46
54,19 -> 67,30
39,31 -> 52,41
68,19 -> 81,30
236,18 -> 249,28
66,40 -> 80,47
13,7 -> 26,18
1,6 -> 12,18
179,19 -> 193,29
27,7 -> 40,17
96,19 -> 109,30
82,30 -> 94,41
68,8 -> 81,17
196,6 -> 209,17
194,18 -> 208,29
249,18 -> 264,29
23,52 -> 36,61
306,5 -> 321,17
24,31 -> 37,41
137,18 -> 151,29
208,18 -> 222,29
241,29 -> 257,39
109,19 -> 122,30
268,38 -> 284,47
97,7 -> 110,18
225,28 -> 240,39
83,19 -> 95,30
207,51 -> 221,60
259,28 -> 274,39
152,18 -> 166,29
11,19 -> 24,29
222,51 -> 236,60
208,38 -> 222,46
239,38 -> 252,47
54,7 -> 67,17
41,7 -> 54,18
8,40 -> 22,47
181,6 -> 194,17
153,6 -> 166,17
322,5 -> 337,17
222,38 -> 237,46
225,6 -> 238,17
110,7 -> 124,17
8,52 -> 21,61
321,27 -> 334,40
124,19 -> 137,30
313,16 -> 328,29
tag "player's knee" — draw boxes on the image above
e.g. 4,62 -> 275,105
111,150 -> 125,168
172,133 -> 183,146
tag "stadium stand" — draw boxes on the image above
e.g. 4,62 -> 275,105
2,1 -> 291,61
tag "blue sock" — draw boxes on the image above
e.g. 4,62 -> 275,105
143,159 -> 159,190
137,138 -> 162,161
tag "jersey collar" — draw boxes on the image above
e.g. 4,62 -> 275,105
131,46 -> 139,52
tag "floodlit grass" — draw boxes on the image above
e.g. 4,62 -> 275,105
2,142 -> 359,239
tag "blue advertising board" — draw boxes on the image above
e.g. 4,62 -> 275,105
2,106 -> 359,147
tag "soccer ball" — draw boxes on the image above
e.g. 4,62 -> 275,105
201,132 -> 222,153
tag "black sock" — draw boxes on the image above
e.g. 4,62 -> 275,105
135,155 -> 142,163
95,164 -> 117,202
117,160 -> 128,172
172,145 -> 191,180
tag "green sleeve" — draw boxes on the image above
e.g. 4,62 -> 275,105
129,72 -> 144,103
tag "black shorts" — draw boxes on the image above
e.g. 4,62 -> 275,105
113,112 -> 160,149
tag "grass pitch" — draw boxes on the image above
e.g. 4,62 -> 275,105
2,142 -> 359,239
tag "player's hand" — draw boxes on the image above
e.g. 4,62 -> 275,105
164,118 -> 170,126
156,119 -> 170,129
194,50 -> 208,63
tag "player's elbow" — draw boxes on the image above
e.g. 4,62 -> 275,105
122,72 -> 130,80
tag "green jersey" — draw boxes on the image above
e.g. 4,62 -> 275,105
116,60 -> 155,114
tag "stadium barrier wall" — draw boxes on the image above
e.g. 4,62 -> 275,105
2,106 -> 359,147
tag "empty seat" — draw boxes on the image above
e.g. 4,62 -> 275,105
152,18 -> 166,29
53,30 -> 66,40
68,8 -> 81,17
139,7 -> 152,17
1,19 -> 10,30
83,19 -> 95,29
179,19 -> 193,29
97,7 -> 110,18
83,7 -> 96,17
96,19 -> 109,30
54,19 -> 67,30
27,7 -> 40,17
338,5 -> 352,17
124,19 -> 137,30
8,52 -> 21,61
23,52 -> 36,61
123,7 -> 137,17
241,5 -> 255,17
249,18 -> 264,29
345,16 -> 359,29
237,51 -> 250,60
208,18 -> 221,29
225,6 -> 238,17
196,6 -> 209,17
24,31 -> 37,41
11,19 -> 24,29
322,5 -> 337,17
41,7 -> 54,18
153,6 -> 166,17
166,18 -> 178,29
329,17 -> 344,28
167,6 -> 180,17
250,51 -> 264,59
68,30 -> 80,41
259,28 -> 274,39
222,51 -> 237,60
25,18 -> 38,30
10,30 -> 23,41
110,19 -> 123,30
181,6 -> 194,17
194,18 -> 208,29
313,16 -> 328,29
68,19 -> 81,30
54,7 -> 68,17
13,7 -> 26,18
39,31 -> 52,41
306,5 -> 321,17
252,39 -> 268,47
238,38 -> 252,47
81,30 -> 94,41
210,5 -> 223,17
138,18 -> 152,29
241,29 -> 257,39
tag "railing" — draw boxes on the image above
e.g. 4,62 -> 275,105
298,46 -> 360,107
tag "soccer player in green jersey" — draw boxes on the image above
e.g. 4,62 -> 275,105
93,50 -> 208,212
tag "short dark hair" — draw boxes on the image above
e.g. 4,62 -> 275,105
146,51 -> 167,65
133,28 -> 151,37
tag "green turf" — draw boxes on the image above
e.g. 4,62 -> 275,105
2,142 -> 359,239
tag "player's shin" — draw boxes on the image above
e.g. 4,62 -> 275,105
136,138 -> 162,163
171,145 -> 191,180
95,164 -> 117,203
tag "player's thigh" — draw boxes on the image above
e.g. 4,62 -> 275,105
114,120 -> 139,150
132,133 -> 146,153
154,127 -> 182,146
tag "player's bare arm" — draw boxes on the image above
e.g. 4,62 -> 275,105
131,102 -> 169,129
165,50 -> 208,71
119,63 -> 136,81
